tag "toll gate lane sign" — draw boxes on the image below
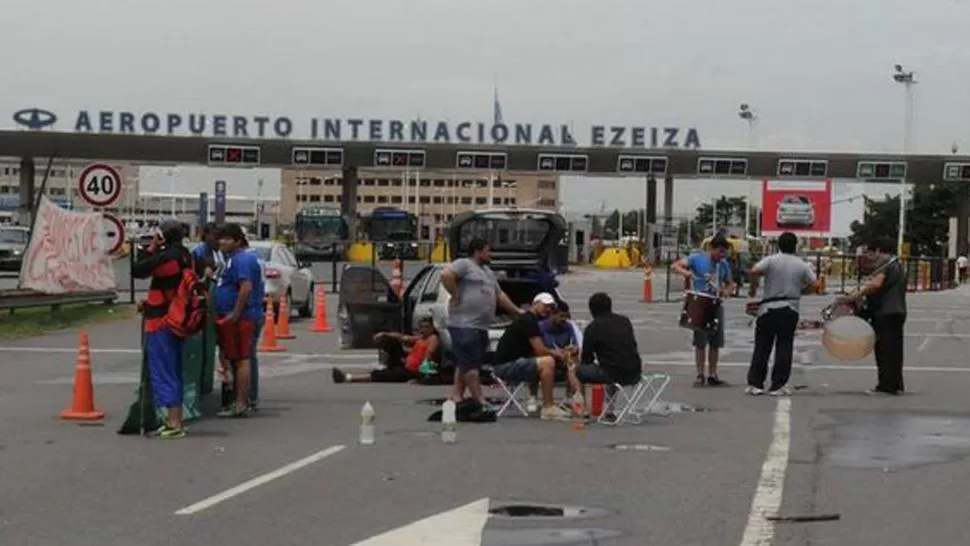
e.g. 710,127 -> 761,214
77,163 -> 123,207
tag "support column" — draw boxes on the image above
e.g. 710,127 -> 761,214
957,186 -> 970,257
341,165 -> 359,240
644,174 -> 657,264
18,157 -> 35,226
663,174 -> 675,258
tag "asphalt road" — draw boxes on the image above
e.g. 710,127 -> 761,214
0,269 -> 968,545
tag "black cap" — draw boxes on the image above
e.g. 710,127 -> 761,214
159,219 -> 184,244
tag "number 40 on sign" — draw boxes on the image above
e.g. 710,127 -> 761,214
77,163 -> 123,208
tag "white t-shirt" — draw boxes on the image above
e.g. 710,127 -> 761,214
958,256 -> 968,269
752,253 -> 817,316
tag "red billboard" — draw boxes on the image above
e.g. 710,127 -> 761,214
761,179 -> 832,237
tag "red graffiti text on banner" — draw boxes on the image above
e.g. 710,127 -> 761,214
21,197 -> 116,294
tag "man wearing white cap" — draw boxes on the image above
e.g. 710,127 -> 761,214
489,292 -> 579,420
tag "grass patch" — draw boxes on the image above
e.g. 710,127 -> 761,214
0,303 -> 137,340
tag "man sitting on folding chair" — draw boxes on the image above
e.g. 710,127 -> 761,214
576,292 -> 663,424
490,293 -> 579,421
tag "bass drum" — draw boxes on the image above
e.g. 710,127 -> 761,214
679,291 -> 721,332
822,315 -> 875,361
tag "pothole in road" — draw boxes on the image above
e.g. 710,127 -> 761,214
483,528 -> 624,545
488,503 -> 612,519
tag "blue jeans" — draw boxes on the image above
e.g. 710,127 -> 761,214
250,318 -> 264,403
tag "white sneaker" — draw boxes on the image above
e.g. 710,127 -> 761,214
744,386 -> 765,396
526,397 -> 538,414
540,406 -> 571,421
768,387 -> 792,397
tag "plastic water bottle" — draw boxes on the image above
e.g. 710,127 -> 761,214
441,399 -> 457,444
359,401 -> 375,445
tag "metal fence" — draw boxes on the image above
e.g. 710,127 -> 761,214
659,251 -> 957,303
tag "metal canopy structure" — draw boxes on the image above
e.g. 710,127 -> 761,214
2,130 -> 970,183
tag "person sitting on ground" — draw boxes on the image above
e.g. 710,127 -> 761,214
489,293 -> 580,421
575,292 -> 643,388
332,317 -> 441,384
523,301 -> 580,413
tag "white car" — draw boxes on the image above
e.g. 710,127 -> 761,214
776,195 -> 815,227
247,241 -> 316,318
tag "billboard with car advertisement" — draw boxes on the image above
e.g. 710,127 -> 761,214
761,179 -> 832,237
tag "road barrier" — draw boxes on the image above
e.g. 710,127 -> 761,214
0,289 -> 117,312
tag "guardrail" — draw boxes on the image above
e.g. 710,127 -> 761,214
0,289 -> 118,312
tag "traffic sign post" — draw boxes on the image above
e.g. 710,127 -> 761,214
78,163 -> 123,208
102,212 -> 126,254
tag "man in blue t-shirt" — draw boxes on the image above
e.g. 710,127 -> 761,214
672,234 -> 735,387
214,223 -> 262,418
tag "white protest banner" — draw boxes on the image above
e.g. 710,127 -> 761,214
19,196 -> 116,293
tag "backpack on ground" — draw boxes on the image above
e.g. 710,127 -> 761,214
163,256 -> 210,338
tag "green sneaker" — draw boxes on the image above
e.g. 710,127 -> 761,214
158,425 -> 187,439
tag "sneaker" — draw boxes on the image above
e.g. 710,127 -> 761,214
248,399 -> 260,412
525,396 -> 539,414
157,424 -> 187,439
332,368 -> 348,384
744,386 -> 765,396
540,406 -> 571,421
866,387 -> 903,396
768,387 -> 792,397
693,375 -> 706,388
707,376 -> 728,387
217,405 -> 250,418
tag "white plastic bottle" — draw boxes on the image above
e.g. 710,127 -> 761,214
359,401 -> 376,445
441,399 -> 457,444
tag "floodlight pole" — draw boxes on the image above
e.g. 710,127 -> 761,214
893,65 -> 916,256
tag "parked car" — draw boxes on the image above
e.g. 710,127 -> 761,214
247,241 -> 316,318
0,226 -> 29,271
337,208 -> 569,351
776,195 -> 815,227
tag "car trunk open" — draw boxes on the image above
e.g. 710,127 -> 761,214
448,209 -> 568,326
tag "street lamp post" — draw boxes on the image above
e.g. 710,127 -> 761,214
893,64 -> 916,256
739,103 -> 758,238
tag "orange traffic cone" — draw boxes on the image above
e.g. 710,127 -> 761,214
276,296 -> 296,340
309,284 -> 333,333
60,330 -> 105,421
259,298 -> 287,352
641,264 -> 653,303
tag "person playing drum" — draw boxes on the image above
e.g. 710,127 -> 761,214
672,234 -> 735,387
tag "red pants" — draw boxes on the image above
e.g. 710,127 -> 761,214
217,319 -> 256,361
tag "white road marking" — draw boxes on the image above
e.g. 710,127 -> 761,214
739,398 -> 791,546
174,445 -> 346,516
917,312 -> 951,352
351,498 -> 490,546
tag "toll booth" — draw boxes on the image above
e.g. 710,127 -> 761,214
565,215 -> 594,264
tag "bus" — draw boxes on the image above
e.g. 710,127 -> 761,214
294,207 -> 348,261
362,207 -> 419,259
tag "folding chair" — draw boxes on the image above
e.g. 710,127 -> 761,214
484,367 -> 530,417
597,372 -> 671,426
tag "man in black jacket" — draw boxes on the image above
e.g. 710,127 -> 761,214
575,292 -> 642,387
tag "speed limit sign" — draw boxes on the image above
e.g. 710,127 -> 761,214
77,163 -> 123,207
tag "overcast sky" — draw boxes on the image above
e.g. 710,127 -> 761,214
3,0 -> 964,217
